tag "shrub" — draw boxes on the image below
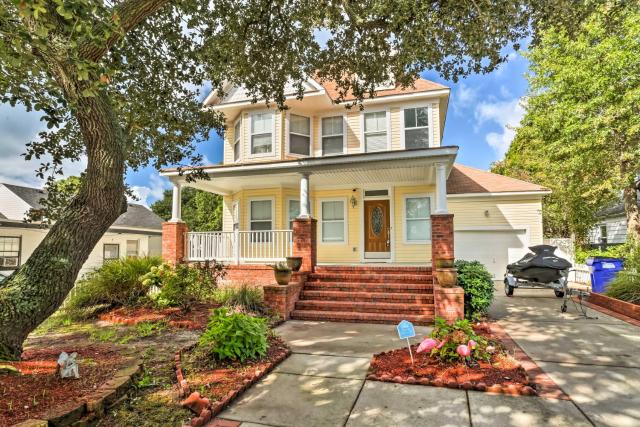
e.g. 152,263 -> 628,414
143,262 -> 225,310
575,240 -> 635,264
429,317 -> 489,363
455,260 -> 494,320
198,308 -> 268,362
64,256 -> 162,318
213,282 -> 266,314
606,271 -> 640,305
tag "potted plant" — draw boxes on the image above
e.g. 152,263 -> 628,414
434,258 -> 458,287
286,256 -> 303,272
434,257 -> 455,269
271,262 -> 292,286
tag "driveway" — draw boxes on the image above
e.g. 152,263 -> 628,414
215,288 -> 640,427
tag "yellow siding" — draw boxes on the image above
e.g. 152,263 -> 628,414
448,197 -> 544,245
345,112 -> 361,153
390,107 -> 402,150
394,185 -> 435,263
222,195 -> 234,232
313,188 -> 361,263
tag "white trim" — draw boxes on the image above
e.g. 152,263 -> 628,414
318,114 -> 347,157
285,112 -> 312,158
232,116 -> 242,163
248,110 -> 276,159
400,103 -> 434,149
360,107 -> 391,153
286,197 -> 301,229
360,89 -> 450,105
318,197 -> 348,244
232,200 -> 240,230
402,193 -> 434,244
247,197 -> 275,231
447,191 -> 551,198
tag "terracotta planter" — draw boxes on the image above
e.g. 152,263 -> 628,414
435,268 -> 458,288
435,258 -> 455,269
274,270 -> 292,286
286,256 -> 303,272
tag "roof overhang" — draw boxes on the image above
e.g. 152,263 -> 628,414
447,190 -> 551,199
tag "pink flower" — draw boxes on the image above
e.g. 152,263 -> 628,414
416,338 -> 438,354
456,344 -> 471,358
467,340 -> 477,350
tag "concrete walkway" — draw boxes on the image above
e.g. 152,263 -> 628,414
219,289 -> 640,427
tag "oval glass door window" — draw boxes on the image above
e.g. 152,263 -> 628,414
371,207 -> 384,236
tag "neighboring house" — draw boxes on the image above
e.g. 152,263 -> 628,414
0,183 -> 163,277
159,77 -> 549,323
588,201 -> 637,247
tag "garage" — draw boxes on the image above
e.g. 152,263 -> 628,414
455,229 -> 529,279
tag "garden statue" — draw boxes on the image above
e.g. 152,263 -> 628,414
57,352 -> 79,379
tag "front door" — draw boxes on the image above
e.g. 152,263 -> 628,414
364,199 -> 391,258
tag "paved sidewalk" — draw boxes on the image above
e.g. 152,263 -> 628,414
218,289 -> 640,427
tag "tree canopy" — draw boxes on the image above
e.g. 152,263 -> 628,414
492,3 -> 640,243
151,187 -> 222,232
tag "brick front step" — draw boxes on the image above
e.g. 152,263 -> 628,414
295,300 -> 435,315
307,273 -> 433,284
300,290 -> 434,304
290,309 -> 434,325
314,266 -> 432,274
303,281 -> 433,293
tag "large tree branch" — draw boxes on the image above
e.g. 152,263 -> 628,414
79,0 -> 169,62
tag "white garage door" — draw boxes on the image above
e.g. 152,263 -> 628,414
455,229 -> 529,279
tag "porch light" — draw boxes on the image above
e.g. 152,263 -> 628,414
350,195 -> 358,208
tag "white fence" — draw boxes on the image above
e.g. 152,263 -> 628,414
187,230 -> 293,263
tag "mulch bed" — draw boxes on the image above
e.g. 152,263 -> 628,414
99,303 -> 219,330
367,323 -> 537,396
0,344 -> 129,426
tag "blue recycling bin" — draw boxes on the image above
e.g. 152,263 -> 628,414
586,257 -> 624,293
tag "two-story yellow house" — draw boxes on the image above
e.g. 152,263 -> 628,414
160,77 -> 548,324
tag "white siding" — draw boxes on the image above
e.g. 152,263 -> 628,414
589,216 -> 627,245
0,185 -> 33,220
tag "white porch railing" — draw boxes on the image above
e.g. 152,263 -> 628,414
187,230 -> 293,263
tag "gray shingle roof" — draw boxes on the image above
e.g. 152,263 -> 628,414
4,183 -> 46,209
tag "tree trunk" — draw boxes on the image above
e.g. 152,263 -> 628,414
623,184 -> 640,242
0,93 -> 127,360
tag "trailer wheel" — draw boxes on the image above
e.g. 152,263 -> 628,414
504,280 -> 515,297
554,290 -> 565,298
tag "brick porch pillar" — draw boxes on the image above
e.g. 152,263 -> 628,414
292,217 -> 317,273
430,213 -> 463,322
162,221 -> 188,265
431,214 -> 454,267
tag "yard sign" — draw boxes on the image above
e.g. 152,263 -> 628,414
396,320 -> 416,365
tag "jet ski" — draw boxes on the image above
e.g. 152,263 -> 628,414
504,245 -> 572,297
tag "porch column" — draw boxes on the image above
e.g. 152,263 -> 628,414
170,182 -> 182,222
434,162 -> 448,214
299,172 -> 311,218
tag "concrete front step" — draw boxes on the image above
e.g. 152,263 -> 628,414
307,273 -> 433,284
290,309 -> 434,325
295,300 -> 435,315
303,281 -> 433,293
300,290 -> 434,304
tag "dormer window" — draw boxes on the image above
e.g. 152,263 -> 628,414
288,114 -> 311,156
233,119 -> 241,162
250,112 -> 274,156
403,106 -> 430,149
321,116 -> 344,156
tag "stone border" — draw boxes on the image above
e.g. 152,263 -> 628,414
14,357 -> 142,427
175,345 -> 291,427
580,294 -> 640,327
366,323 -> 569,400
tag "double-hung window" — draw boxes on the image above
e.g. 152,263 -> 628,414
0,236 -> 20,268
363,111 -> 388,152
233,119 -> 241,162
321,200 -> 346,243
321,116 -> 344,156
405,196 -> 431,243
251,112 -> 273,155
289,114 -> 311,156
126,240 -> 139,258
288,199 -> 300,229
250,199 -> 273,242
103,243 -> 120,261
403,106 -> 430,149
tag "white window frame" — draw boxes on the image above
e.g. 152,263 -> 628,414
126,239 -> 140,258
232,117 -> 242,163
360,107 -> 391,152
402,193 -> 433,244
319,114 -> 347,157
286,198 -> 301,230
103,243 -> 120,261
248,110 -> 275,158
286,113 -> 312,158
248,197 -> 275,231
319,198 -> 348,244
400,103 -> 433,149
0,236 -> 21,269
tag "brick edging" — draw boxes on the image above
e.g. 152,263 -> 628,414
175,345 -> 291,427
15,357 -> 143,426
579,294 -> 640,327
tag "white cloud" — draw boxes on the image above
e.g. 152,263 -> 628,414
129,174 -> 170,207
452,83 -> 478,115
474,98 -> 525,158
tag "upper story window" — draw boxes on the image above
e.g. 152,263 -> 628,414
363,111 -> 388,152
250,112 -> 274,156
321,116 -> 344,156
0,236 -> 20,269
233,119 -> 241,162
289,114 -> 311,156
403,106 -> 430,149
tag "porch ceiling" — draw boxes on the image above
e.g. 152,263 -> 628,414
167,146 -> 457,195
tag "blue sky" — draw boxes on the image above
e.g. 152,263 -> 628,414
0,42 -> 529,207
